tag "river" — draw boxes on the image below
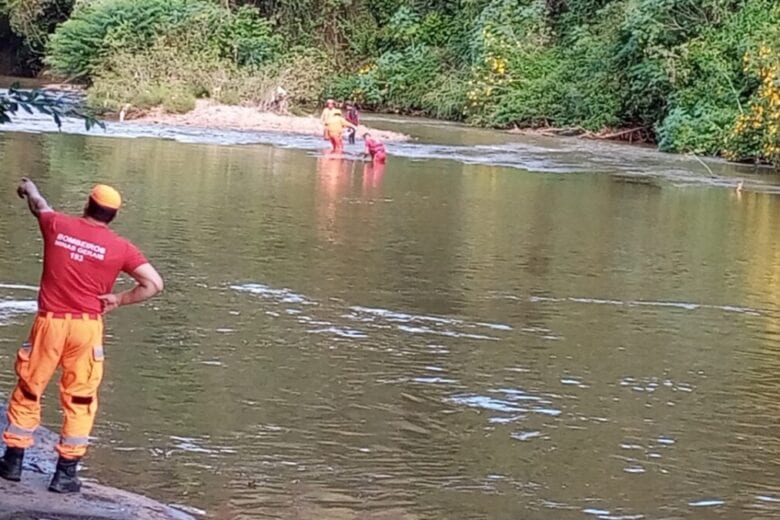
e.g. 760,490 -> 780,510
1,113 -> 780,519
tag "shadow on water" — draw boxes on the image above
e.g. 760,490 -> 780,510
1,117 -> 780,519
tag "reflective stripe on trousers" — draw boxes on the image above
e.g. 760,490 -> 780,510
60,435 -> 89,447
4,423 -> 35,438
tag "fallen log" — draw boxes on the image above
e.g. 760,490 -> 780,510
582,127 -> 651,143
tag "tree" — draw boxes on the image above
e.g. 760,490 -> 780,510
0,85 -> 100,129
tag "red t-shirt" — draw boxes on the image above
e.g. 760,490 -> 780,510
365,138 -> 385,155
346,108 -> 360,126
37,211 -> 148,314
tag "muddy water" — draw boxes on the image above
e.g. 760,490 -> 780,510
1,118 -> 780,520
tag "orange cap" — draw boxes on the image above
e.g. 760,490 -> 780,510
89,184 -> 121,210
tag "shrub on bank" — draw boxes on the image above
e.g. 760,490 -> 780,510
49,0 -> 324,114
87,31 -> 331,114
656,0 -> 780,160
46,0 -> 281,80
724,40 -> 780,164
329,45 -> 449,113
47,0 -> 201,79
325,5 -> 463,118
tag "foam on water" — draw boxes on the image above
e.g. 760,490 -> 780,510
0,283 -> 38,292
230,283 -> 314,305
230,282 -> 515,344
518,294 -> 767,317
0,300 -> 38,325
688,499 -> 725,507
449,388 -> 561,418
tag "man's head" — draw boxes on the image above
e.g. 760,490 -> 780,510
363,132 -> 371,140
84,184 -> 121,224
326,99 -> 335,108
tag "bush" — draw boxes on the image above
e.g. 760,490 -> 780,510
87,32 -> 330,114
611,0 -> 745,128
85,38 -> 219,112
724,40 -> 780,165
46,0 -> 281,80
658,0 -> 780,159
475,3 -> 625,130
46,0 -> 201,79
209,5 -> 282,68
378,7 -> 457,49
420,69 -> 470,120
658,105 -> 737,154
469,48 -> 563,127
325,44 -> 446,112
0,0 -> 74,62
655,37 -> 743,153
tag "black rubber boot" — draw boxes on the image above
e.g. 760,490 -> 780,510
0,447 -> 24,482
48,457 -> 82,493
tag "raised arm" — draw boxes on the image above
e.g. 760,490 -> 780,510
16,177 -> 52,217
99,263 -> 164,314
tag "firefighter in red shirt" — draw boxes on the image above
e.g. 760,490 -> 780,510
0,179 -> 164,494
363,133 -> 387,164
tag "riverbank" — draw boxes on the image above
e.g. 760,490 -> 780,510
0,405 -> 197,520
125,100 -> 409,142
0,76 -> 764,167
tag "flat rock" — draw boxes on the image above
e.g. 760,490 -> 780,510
128,100 -> 409,142
0,405 -> 196,520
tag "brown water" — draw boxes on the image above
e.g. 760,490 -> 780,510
2,121 -> 780,520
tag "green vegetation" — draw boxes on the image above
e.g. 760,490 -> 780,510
1,0 -> 780,165
0,85 -> 100,128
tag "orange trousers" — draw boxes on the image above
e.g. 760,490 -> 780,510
327,131 -> 344,153
3,313 -> 104,460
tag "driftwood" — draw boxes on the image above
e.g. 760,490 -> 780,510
509,125 -> 653,144
582,127 -> 651,144
509,125 -> 586,137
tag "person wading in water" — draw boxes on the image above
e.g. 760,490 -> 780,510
320,99 -> 340,140
324,109 -> 357,153
0,178 -> 163,493
363,133 -> 387,164
344,103 -> 360,145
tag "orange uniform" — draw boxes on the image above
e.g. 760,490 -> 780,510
324,115 -> 355,153
320,106 -> 339,123
320,106 -> 339,140
4,192 -> 146,460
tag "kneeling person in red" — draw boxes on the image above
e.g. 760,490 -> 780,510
0,179 -> 164,493
363,133 -> 387,164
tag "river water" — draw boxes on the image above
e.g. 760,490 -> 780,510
2,113 -> 780,519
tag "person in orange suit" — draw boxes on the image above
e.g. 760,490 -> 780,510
324,109 -> 357,153
320,99 -> 339,139
0,178 -> 163,494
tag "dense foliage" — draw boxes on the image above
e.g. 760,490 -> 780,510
1,0 -> 780,165
46,0 -> 281,79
